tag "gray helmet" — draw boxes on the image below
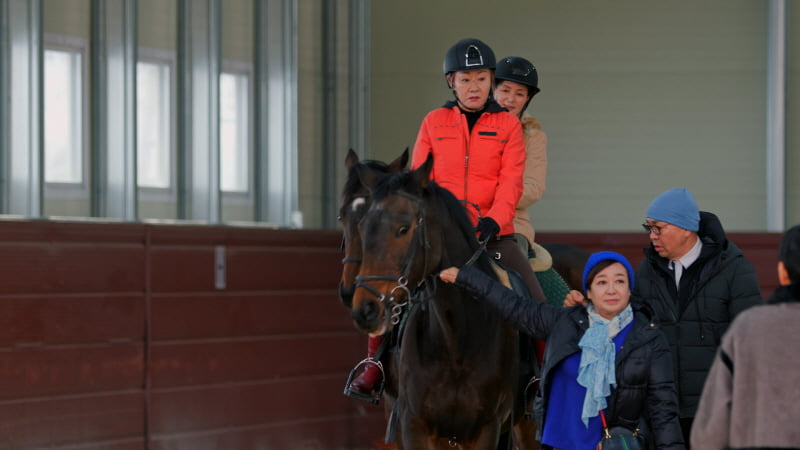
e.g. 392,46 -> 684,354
442,38 -> 496,75
495,56 -> 540,97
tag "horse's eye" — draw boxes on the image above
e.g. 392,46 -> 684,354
397,225 -> 410,237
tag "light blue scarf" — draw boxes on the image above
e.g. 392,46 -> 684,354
576,303 -> 634,427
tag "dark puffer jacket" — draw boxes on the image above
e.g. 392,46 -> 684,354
455,266 -> 685,449
633,211 -> 762,418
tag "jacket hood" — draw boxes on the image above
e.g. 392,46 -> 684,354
767,282 -> 800,305
697,211 -> 726,246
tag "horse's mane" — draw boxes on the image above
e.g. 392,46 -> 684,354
372,171 -> 495,275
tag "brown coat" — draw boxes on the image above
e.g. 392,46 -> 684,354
513,116 -> 547,245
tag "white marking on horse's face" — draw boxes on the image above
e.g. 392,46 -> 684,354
351,197 -> 366,212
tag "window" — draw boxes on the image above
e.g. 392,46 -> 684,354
137,59 -> 172,189
220,70 -> 251,193
44,47 -> 84,185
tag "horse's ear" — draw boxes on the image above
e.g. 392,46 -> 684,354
411,153 -> 434,189
388,148 -> 410,173
345,149 -> 359,170
356,164 -> 382,192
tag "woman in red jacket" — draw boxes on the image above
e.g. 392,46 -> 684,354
411,38 -> 546,302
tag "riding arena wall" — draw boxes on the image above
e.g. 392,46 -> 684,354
0,221 -> 781,449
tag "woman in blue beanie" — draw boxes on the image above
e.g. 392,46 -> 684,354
440,252 -> 684,449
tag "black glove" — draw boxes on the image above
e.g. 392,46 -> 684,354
475,217 -> 500,243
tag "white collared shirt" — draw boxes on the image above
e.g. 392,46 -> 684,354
671,236 -> 702,286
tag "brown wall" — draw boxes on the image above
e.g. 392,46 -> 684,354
0,222 -> 782,449
0,221 -> 384,450
536,232 -> 783,300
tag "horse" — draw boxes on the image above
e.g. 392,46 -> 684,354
350,153 -> 520,449
338,148 -> 408,309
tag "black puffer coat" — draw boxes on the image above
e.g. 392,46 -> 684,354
455,266 -> 685,449
633,211 -> 762,418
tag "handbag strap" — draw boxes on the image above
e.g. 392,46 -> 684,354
599,410 -> 612,439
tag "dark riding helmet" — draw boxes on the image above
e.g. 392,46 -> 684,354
442,38 -> 496,75
495,56 -> 540,97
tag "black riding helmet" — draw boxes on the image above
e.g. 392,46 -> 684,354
443,38 -> 496,74
442,38 -> 496,94
495,56 -> 540,116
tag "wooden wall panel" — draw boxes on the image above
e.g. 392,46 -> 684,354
0,345 -> 144,399
0,393 -> 144,449
0,294 -> 144,345
149,377 -> 361,432
149,334 -> 362,388
150,292 -> 354,339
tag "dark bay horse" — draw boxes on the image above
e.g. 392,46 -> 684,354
338,148 -> 408,309
351,154 -> 519,449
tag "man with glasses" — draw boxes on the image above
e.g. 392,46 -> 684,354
634,187 -> 762,447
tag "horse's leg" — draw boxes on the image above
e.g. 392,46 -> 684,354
470,421 -> 502,450
398,413 -> 435,450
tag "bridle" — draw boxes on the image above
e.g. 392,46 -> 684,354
351,189 -> 489,333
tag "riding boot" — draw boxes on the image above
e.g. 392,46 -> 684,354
349,335 -> 384,394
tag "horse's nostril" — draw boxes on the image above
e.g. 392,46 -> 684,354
352,299 -> 381,327
362,299 -> 379,321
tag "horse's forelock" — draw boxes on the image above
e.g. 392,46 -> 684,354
342,159 -> 390,203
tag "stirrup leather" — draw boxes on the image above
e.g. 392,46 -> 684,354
343,357 -> 386,405
523,375 -> 540,419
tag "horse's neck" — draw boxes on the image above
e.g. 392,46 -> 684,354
419,282 -> 473,359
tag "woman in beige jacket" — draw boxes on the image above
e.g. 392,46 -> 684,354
493,56 -> 547,254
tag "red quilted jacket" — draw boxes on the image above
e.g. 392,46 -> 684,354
411,100 -> 526,236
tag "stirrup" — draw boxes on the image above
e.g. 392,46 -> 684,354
523,375 -> 540,419
343,357 -> 386,405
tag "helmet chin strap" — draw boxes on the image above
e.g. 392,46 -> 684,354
518,97 -> 533,117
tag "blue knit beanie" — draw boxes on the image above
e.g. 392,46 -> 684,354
646,188 -> 700,232
582,251 -> 635,292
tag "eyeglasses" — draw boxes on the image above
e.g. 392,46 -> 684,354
642,223 -> 667,236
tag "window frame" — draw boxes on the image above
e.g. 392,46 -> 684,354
42,33 -> 90,200
220,59 -> 254,205
136,46 -> 178,203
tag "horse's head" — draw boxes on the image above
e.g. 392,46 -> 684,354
338,149 -> 408,309
351,154 -> 460,335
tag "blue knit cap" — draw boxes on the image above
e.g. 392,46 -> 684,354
582,251 -> 635,292
646,188 -> 700,232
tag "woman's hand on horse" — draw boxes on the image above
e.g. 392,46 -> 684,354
439,267 -> 460,284
563,290 -> 588,307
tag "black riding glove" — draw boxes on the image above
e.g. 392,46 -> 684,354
475,217 -> 500,243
